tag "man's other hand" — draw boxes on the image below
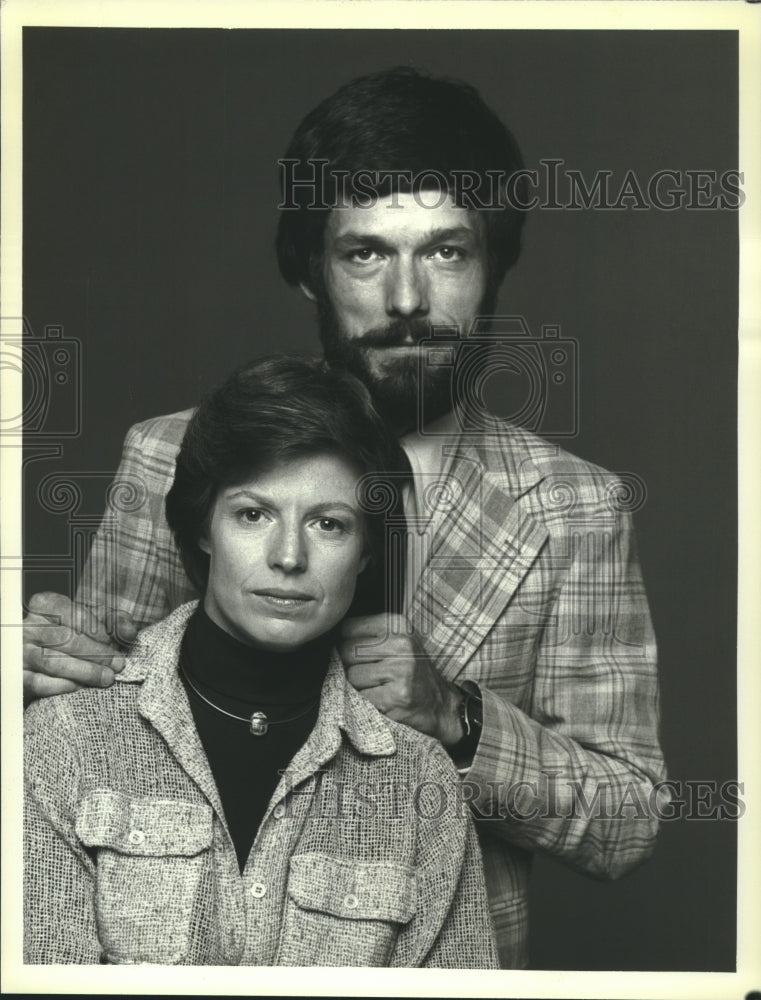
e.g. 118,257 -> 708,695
23,592 -> 137,703
339,613 -> 463,747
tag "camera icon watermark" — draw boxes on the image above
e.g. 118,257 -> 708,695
417,315 -> 578,438
7,468 -> 149,646
535,469 -> 648,518
0,316 -> 82,437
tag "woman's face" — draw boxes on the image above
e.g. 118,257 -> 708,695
200,453 -> 369,651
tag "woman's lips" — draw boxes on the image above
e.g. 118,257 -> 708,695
253,589 -> 315,610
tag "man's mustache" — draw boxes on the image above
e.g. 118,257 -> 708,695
356,318 -> 433,349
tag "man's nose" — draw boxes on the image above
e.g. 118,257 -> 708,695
268,522 -> 307,573
385,257 -> 429,317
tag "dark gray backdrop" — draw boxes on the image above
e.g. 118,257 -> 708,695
22,28 -> 738,971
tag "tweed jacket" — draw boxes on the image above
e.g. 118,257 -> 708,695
76,411 -> 666,968
24,602 -> 498,967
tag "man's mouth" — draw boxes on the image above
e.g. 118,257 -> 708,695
367,342 -> 418,351
355,319 -> 433,350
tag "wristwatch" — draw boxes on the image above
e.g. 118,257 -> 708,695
450,683 -> 484,769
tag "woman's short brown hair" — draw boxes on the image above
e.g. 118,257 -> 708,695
165,354 -> 406,594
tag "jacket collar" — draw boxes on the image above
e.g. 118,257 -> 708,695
408,427 -> 550,680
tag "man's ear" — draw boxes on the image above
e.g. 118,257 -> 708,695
299,281 -> 317,303
358,550 -> 371,575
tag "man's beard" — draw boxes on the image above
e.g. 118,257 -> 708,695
316,296 -> 494,436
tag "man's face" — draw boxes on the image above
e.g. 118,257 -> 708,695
311,192 -> 491,432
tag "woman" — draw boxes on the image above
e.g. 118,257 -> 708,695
24,356 -> 498,967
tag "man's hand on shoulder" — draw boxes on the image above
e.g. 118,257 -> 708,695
23,592 -> 137,703
339,614 -> 464,748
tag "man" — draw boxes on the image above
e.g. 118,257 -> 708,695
23,67 -> 666,968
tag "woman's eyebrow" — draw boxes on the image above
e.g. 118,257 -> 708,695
224,488 -> 269,503
307,501 -> 360,518
222,490 -> 359,517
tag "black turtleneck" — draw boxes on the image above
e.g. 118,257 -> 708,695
179,607 -> 333,872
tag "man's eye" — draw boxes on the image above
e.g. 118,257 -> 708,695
348,248 -> 381,263
431,245 -> 464,261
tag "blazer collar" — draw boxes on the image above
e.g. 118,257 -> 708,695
408,430 -> 549,680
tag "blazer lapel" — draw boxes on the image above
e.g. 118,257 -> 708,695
408,440 -> 548,681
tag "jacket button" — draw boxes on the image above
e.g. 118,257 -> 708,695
273,804 -> 286,819
250,882 -> 267,898
128,829 -> 145,846
344,894 -> 359,910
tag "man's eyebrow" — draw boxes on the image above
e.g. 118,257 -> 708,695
330,232 -> 395,252
420,226 -> 481,244
331,225 -> 480,249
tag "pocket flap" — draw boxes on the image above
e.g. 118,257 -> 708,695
288,853 -> 417,923
75,789 -> 213,856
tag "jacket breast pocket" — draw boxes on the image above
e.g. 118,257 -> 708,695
75,789 -> 213,964
275,853 -> 417,967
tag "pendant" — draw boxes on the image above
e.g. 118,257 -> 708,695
249,711 -> 269,736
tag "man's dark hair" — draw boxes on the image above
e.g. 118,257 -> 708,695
165,355 -> 406,592
276,66 -> 527,296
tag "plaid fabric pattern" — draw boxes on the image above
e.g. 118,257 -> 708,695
75,412 -> 665,968
77,412 -> 199,630
409,429 -> 665,966
24,603 -> 498,967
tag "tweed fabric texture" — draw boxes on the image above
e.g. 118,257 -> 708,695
24,603 -> 498,967
75,412 -> 666,968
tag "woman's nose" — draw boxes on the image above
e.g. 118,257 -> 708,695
268,523 -> 307,573
385,257 -> 429,317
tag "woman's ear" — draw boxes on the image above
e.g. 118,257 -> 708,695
299,281 -> 317,303
358,550 -> 371,575
198,534 -> 211,556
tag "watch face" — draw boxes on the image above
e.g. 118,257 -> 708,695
457,695 -> 470,736
467,695 -> 484,731
458,692 -> 482,739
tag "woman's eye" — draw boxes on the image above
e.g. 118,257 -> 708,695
241,508 -> 264,524
316,517 -> 343,533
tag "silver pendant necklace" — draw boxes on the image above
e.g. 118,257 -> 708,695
180,664 -> 319,736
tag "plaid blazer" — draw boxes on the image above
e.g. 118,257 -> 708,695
25,603 -> 498,967
77,411 -> 666,968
